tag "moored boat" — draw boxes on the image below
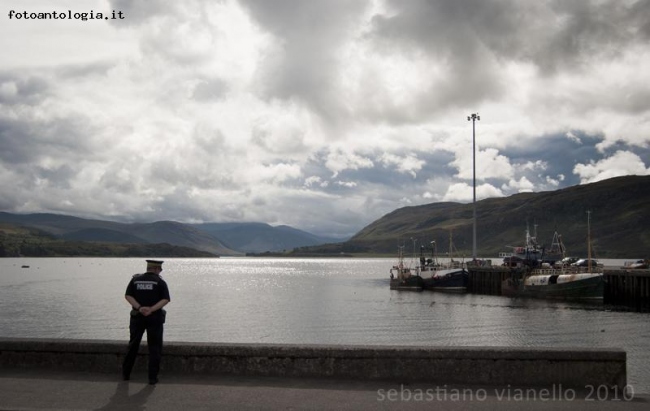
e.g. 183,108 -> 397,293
389,272 -> 425,291
389,245 -> 424,291
504,223 -> 543,262
423,267 -> 469,292
501,213 -> 604,301
502,268 -> 604,300
420,232 -> 469,292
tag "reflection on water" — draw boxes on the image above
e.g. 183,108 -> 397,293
0,257 -> 648,393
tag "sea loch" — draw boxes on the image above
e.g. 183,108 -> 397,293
0,257 -> 648,393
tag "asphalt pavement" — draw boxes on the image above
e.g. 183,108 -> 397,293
0,368 -> 648,410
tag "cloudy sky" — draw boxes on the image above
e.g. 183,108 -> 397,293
1,0 -> 649,237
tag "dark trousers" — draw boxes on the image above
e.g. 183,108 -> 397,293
122,315 -> 164,380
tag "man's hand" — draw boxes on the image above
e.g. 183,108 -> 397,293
139,307 -> 153,316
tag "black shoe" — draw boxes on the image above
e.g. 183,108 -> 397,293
148,378 -> 159,385
122,374 -> 130,381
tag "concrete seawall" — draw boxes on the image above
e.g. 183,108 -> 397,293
0,338 -> 626,389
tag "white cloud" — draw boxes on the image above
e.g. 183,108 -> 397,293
380,152 -> 424,178
0,0 -> 648,236
573,151 -> 650,183
442,183 -> 504,203
324,147 -> 374,177
335,181 -> 357,188
453,148 -> 514,181
503,177 -> 535,193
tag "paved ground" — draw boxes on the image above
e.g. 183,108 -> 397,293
0,368 -> 648,410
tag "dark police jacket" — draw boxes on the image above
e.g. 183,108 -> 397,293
125,272 -> 171,322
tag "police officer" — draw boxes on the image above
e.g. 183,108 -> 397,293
122,260 -> 171,385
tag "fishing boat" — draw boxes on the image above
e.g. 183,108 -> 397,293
423,267 -> 469,292
502,223 -> 543,262
543,230 -> 566,266
501,212 -> 604,300
502,225 -> 564,267
389,245 -> 424,291
420,232 -> 469,292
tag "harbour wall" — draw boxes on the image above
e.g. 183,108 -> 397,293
468,267 -> 650,311
605,269 -> 650,311
0,338 -> 627,389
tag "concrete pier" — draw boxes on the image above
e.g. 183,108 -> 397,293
467,267 -> 650,312
0,338 -> 627,390
605,269 -> 650,311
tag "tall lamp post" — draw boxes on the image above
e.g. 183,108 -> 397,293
467,113 -> 480,260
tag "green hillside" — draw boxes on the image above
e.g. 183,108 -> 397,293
299,175 -> 650,259
0,213 -> 238,256
1,175 -> 648,258
0,223 -> 216,258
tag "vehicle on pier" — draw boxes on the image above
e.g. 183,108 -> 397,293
623,259 -> 649,270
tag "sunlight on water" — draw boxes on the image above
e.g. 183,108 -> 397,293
0,257 -> 648,393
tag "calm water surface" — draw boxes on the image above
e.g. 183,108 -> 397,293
1,257 -> 648,393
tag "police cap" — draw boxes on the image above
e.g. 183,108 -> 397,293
146,260 -> 164,269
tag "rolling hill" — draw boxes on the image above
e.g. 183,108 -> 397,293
0,213 -> 238,256
1,175 -> 647,258
0,214 -> 347,256
301,175 -> 650,259
193,222 -> 347,253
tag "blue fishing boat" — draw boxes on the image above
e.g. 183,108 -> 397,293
420,232 -> 469,292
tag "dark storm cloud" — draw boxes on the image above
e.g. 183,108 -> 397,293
0,114 -> 97,164
0,118 -> 41,164
301,148 -> 454,197
367,0 -> 517,111
0,72 -> 54,164
0,72 -> 50,106
498,133 -> 593,188
536,1 -> 650,71
1,0 -> 648,237
33,165 -> 76,189
366,0 -> 650,115
239,0 -> 370,122
497,132 -> 650,189
0,70 -> 99,169
375,0 -> 650,69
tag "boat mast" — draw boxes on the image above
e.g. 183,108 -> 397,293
467,113 -> 480,260
587,210 -> 592,273
449,231 -> 454,262
550,231 -> 566,258
431,240 -> 437,266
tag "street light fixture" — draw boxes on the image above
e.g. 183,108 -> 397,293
467,113 -> 480,260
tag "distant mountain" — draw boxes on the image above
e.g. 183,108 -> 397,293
61,228 -> 146,243
0,213 -> 347,256
0,213 -> 238,256
300,175 -> 650,259
2,175 -> 647,258
192,222 -> 347,253
0,222 -> 216,258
